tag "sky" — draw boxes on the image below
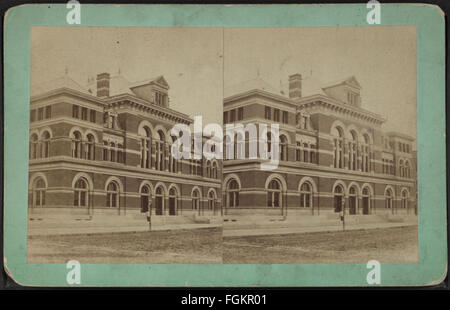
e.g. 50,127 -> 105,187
31,26 -> 416,139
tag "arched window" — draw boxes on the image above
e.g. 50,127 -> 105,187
140,184 -> 151,213
32,177 -> 46,207
349,131 -> 358,170
362,134 -> 371,172
300,182 -> 313,208
155,186 -> 164,215
208,190 -> 216,211
280,135 -> 288,161
267,179 -> 282,207
71,131 -> 82,158
334,184 -> 344,213
168,187 -> 178,215
86,134 -> 95,160
348,186 -> 358,215
227,179 -> 240,208
74,178 -> 88,207
106,181 -> 119,208
234,133 -> 245,160
405,160 -> 410,178
169,136 -> 177,173
401,189 -> 409,209
140,127 -> 152,168
206,160 -> 211,178
212,161 -> 218,179
385,188 -> 393,209
156,130 -> 166,171
399,159 -> 404,177
30,133 -> 39,159
361,187 -> 371,215
192,189 -> 200,210
332,127 -> 344,168
41,131 -> 51,158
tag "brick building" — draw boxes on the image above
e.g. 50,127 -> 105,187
29,73 -> 222,218
223,74 -> 416,217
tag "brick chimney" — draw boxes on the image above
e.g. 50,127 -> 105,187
289,74 -> 302,100
96,72 -> 110,97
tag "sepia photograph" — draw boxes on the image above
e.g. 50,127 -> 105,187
27,25 -> 418,265
2,2 -> 446,290
27,26 -> 224,264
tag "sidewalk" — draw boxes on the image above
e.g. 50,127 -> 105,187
28,222 -> 221,237
222,221 -> 417,237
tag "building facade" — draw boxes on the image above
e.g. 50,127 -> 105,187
223,74 -> 416,217
29,73 -> 222,218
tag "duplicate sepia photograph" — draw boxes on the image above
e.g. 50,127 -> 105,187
27,25 -> 417,265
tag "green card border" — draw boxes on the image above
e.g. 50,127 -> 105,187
3,3 -> 447,287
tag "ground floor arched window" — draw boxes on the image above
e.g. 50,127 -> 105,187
299,182 -> 313,208
140,184 -> 151,213
74,178 -> 88,207
348,186 -> 358,215
401,189 -> 409,209
385,188 -> 394,210
32,177 -> 46,207
192,189 -> 200,211
168,187 -> 178,216
361,187 -> 371,215
267,179 -> 282,208
208,190 -> 216,212
227,179 -> 239,208
334,184 -> 344,213
106,181 -> 119,208
155,186 -> 164,215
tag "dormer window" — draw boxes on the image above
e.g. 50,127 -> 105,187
154,91 -> 167,106
347,92 -> 359,105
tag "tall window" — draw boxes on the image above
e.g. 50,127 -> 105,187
274,109 -> 280,122
89,110 -> 96,123
303,143 -> 309,163
86,134 -> 95,160
385,188 -> 393,209
30,133 -> 39,159
267,179 -> 282,208
296,142 -> 302,161
332,127 -> 344,168
45,106 -> 52,119
169,136 -> 177,173
208,190 -> 216,211
81,107 -> 88,120
140,127 -> 152,168
32,178 -> 46,207
300,182 -> 312,208
192,189 -> 200,210
140,185 -> 151,213
229,110 -> 236,123
71,131 -> 82,158
280,135 -> 288,161
362,134 -> 371,172
399,159 -> 404,177
334,185 -> 344,213
106,181 -> 119,208
38,107 -> 44,121
103,141 -> 108,161
227,179 -> 239,208
282,111 -> 288,124
109,142 -> 116,162
401,190 -> 408,209
264,106 -> 271,120
237,107 -> 244,121
405,160 -> 411,178
41,131 -> 51,158
349,131 -> 358,170
74,178 -> 88,207
211,161 -> 218,179
223,111 -> 228,124
206,160 -> 211,178
72,105 -> 79,118
156,131 -> 165,171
